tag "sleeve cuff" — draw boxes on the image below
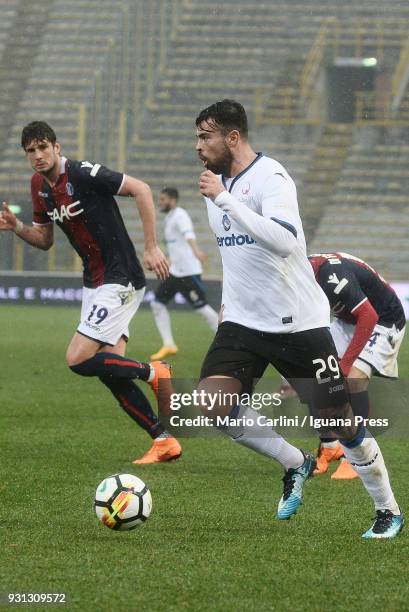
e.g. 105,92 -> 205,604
214,190 -> 236,209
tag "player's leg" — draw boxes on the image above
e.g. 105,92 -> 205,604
292,326 -> 403,538
67,285 -> 162,390
67,284 -> 180,461
328,320 -> 403,480
97,336 -> 164,436
100,336 -> 181,464
330,364 -> 368,480
150,276 -> 179,360
314,320 -> 352,475
183,275 -> 218,333
198,322 -> 310,518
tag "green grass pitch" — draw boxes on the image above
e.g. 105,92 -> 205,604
1,306 -> 409,611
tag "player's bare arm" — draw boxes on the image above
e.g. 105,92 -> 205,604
119,176 -> 169,280
187,237 -> 208,263
0,201 -> 53,250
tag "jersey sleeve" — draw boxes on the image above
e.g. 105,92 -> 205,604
318,262 -> 369,317
260,171 -> 299,237
176,209 -> 196,240
77,160 -> 125,195
31,177 -> 52,225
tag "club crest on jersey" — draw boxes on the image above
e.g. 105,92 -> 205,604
242,182 -> 250,195
66,182 -> 74,196
222,214 -> 231,231
47,200 -> 84,223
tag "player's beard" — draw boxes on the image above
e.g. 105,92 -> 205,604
204,141 -> 233,176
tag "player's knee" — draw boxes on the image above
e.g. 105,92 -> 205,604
196,376 -> 242,416
68,358 -> 95,377
347,367 -> 370,393
66,347 -> 89,370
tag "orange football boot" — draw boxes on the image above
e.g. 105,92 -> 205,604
133,436 -> 182,464
150,345 -> 179,360
148,360 -> 174,417
313,442 -> 344,475
331,458 -> 359,480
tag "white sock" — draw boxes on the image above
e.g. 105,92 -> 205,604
155,431 -> 172,440
150,301 -> 176,346
341,436 -> 400,514
321,440 -> 339,449
222,405 -> 304,470
197,304 -> 219,332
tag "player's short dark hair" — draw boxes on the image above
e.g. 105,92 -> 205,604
21,121 -> 57,149
161,187 -> 179,200
195,99 -> 248,138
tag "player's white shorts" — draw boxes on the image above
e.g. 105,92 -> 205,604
330,319 -> 406,378
78,283 -> 145,346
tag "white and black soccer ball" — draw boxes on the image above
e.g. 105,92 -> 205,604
94,473 -> 152,530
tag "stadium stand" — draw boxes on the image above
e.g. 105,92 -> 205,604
0,0 -> 23,147
309,126 -> 409,278
0,0 -> 409,280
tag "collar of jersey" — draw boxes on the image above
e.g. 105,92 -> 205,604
59,156 -> 67,174
221,152 -> 263,193
40,156 -> 67,190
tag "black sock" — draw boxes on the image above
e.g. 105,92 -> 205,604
100,377 -> 163,439
350,390 -> 370,420
70,352 -> 151,381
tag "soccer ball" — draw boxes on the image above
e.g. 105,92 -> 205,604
94,473 -> 152,530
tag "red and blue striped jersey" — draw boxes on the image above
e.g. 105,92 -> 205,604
309,252 -> 405,329
31,157 -> 145,289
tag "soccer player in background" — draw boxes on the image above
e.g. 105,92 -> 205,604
0,121 -> 182,465
308,252 -> 406,479
150,186 -> 218,360
195,99 -> 403,538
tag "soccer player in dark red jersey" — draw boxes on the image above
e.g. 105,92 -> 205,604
308,252 -> 405,479
280,251 -> 406,480
0,121 -> 181,464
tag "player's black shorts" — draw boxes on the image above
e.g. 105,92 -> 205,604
200,321 -> 349,412
155,274 -> 207,309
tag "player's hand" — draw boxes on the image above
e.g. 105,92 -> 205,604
195,248 -> 208,264
199,170 -> 225,201
0,202 -> 17,231
144,246 -> 169,280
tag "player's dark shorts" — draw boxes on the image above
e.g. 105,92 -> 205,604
155,274 -> 207,309
200,322 -> 349,412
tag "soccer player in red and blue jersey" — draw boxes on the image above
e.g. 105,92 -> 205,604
309,252 -> 405,479
0,121 -> 181,464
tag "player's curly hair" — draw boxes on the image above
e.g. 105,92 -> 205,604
195,99 -> 248,138
21,121 -> 57,149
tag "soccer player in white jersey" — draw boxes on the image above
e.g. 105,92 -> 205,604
194,99 -> 403,538
150,187 -> 219,360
